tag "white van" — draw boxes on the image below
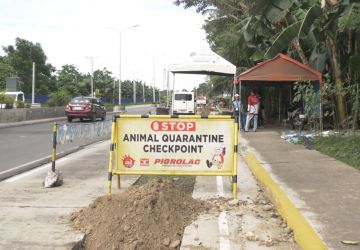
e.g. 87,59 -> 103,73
172,92 -> 195,115
0,91 -> 25,108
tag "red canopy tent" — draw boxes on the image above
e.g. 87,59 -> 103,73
236,53 -> 323,129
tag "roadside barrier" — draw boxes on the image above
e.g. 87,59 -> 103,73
56,121 -> 112,144
51,121 -> 112,171
107,114 -> 238,199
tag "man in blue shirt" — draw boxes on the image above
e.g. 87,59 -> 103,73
232,94 -> 244,130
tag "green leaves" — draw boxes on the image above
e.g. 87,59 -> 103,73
298,6 -> 322,38
264,21 -> 302,58
338,2 -> 360,31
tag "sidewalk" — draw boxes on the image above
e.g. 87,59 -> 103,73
0,141 -> 138,249
239,129 -> 360,250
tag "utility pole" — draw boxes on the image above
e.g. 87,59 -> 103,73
143,82 -> 145,103
32,62 -> 35,105
133,72 -> 137,104
112,78 -> 116,104
86,56 -> 97,97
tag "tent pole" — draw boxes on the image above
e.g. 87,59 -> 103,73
279,88 -> 281,124
166,70 -> 170,107
320,77 -> 323,132
172,73 -> 175,115
239,80 -> 242,97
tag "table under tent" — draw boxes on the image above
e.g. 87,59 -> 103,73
235,53 -> 323,130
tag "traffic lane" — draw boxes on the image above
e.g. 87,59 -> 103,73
0,120 -> 102,173
0,106 -> 153,174
125,104 -> 155,115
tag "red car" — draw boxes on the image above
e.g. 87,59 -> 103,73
64,97 -> 106,122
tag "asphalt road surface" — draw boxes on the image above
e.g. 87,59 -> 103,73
0,104 -> 154,174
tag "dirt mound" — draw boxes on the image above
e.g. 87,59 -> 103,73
71,179 -> 208,250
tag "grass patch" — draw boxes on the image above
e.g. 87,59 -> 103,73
314,136 -> 360,170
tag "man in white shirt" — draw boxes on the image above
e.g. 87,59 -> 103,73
245,90 -> 260,132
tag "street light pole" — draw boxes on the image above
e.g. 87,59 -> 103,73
119,32 -> 122,105
108,25 -> 139,105
152,56 -> 156,102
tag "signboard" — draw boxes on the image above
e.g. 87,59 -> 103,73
116,117 -> 234,175
107,115 -> 238,199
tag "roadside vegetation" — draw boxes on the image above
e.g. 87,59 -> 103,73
314,136 -> 360,170
0,38 -> 160,106
177,0 -> 360,130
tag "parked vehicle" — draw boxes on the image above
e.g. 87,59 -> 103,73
172,92 -> 195,115
64,97 -> 106,122
196,95 -> 206,106
0,91 -> 25,109
287,104 -> 307,130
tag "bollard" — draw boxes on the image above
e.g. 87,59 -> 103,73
51,122 -> 58,172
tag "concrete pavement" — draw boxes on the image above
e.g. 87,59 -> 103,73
0,140 -> 139,249
240,130 -> 360,250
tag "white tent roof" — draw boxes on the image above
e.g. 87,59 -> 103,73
169,51 -> 236,76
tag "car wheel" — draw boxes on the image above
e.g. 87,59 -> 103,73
80,118 -> 84,122
101,115 -> 106,121
67,117 -> 73,123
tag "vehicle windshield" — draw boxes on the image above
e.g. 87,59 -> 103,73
175,94 -> 192,101
71,97 -> 92,104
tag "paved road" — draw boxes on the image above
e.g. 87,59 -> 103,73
0,105 -> 154,174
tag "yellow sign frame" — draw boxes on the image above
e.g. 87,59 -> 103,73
107,114 -> 238,199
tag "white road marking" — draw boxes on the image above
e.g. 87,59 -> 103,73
216,176 -> 231,250
5,157 -> 69,183
216,176 -> 224,195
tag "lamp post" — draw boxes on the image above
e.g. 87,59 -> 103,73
108,25 -> 139,105
145,52 -> 165,103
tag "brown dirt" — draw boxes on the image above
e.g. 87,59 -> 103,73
71,178 -> 208,250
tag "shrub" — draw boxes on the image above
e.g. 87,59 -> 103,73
46,89 -> 71,107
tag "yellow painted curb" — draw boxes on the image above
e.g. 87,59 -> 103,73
245,152 -> 328,250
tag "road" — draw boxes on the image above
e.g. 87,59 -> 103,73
0,104 -> 154,175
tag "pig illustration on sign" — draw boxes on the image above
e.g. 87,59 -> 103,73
206,147 -> 226,169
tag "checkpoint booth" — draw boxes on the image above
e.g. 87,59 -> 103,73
235,53 -> 323,129
108,51 -> 239,199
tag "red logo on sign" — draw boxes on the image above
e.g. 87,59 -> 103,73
122,155 -> 135,168
140,158 -> 149,166
151,121 -> 196,132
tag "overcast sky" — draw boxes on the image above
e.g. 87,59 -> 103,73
0,0 -> 210,91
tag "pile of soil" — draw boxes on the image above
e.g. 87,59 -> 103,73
71,179 -> 208,250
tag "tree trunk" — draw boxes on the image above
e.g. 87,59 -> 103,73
326,37 -> 347,128
352,84 -> 359,130
292,38 -> 309,65
348,29 -> 354,82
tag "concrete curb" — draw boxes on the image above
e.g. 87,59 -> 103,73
0,111 -> 124,129
0,117 -> 66,129
244,152 -> 328,250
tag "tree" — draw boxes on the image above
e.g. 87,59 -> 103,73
2,38 -> 55,94
57,64 -> 85,97
0,57 -> 16,91
175,0 -> 360,128
93,68 -> 114,101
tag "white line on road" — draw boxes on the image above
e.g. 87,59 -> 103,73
216,176 -> 224,195
216,176 -> 231,250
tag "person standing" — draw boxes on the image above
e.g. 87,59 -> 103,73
232,94 -> 244,130
245,90 -> 260,132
